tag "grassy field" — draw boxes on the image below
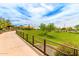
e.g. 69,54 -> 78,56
21,30 -> 79,49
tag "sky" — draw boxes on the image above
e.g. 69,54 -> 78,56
0,3 -> 79,28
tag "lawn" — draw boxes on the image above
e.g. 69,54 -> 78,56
21,30 -> 79,49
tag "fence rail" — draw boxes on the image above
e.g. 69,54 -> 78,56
16,30 -> 79,56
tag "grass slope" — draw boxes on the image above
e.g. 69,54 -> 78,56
22,30 -> 79,48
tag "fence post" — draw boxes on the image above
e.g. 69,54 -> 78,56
19,32 -> 21,37
74,49 -> 78,56
26,34 -> 28,42
22,32 -> 23,38
19,31 -> 20,35
44,39 -> 46,55
32,35 -> 34,46
22,32 -> 24,38
23,32 -> 24,39
21,32 -> 22,37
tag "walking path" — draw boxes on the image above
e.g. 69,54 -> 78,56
0,31 -> 42,56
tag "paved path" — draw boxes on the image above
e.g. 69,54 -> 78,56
0,31 -> 41,56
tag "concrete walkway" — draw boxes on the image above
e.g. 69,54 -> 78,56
0,31 -> 42,56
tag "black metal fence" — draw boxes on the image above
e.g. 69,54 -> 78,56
16,30 -> 79,56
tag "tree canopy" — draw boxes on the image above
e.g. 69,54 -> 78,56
75,25 -> 79,30
39,23 -> 46,31
0,18 -> 12,30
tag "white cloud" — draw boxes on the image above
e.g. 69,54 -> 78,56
38,4 -> 79,27
0,0 -> 79,3
0,3 -> 79,28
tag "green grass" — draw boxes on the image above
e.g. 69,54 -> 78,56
20,30 -> 79,48
49,31 -> 79,48
17,30 -> 79,56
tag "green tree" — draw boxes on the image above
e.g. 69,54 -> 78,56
39,23 -> 46,31
66,27 -> 73,31
6,20 -> 12,27
0,18 -> 5,30
0,18 -> 12,30
46,23 -> 55,32
75,25 -> 79,30
39,23 -> 47,35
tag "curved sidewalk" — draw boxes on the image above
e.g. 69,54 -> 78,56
0,31 -> 43,56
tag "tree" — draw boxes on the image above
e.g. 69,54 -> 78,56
66,27 -> 73,31
0,18 -> 6,30
75,25 -> 79,30
6,20 -> 12,27
46,23 -> 55,32
61,27 -> 67,32
0,18 -> 12,30
39,23 -> 46,31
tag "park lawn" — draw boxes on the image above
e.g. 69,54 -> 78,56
22,30 -> 79,48
48,31 -> 79,48
22,30 -> 45,44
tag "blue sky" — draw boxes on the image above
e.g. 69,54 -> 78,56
0,3 -> 79,28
